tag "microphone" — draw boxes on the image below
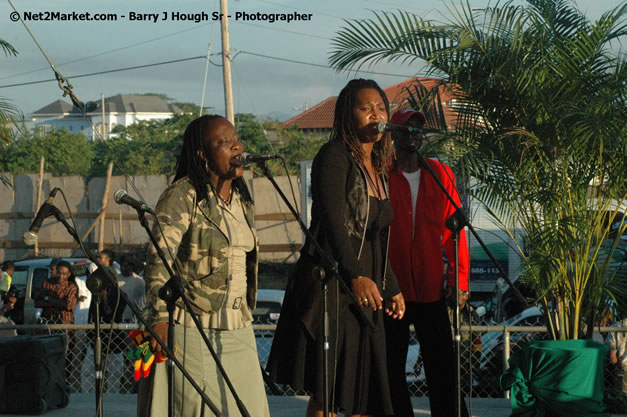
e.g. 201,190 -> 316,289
240,152 -> 280,165
23,188 -> 60,245
114,189 -> 154,214
377,121 -> 423,134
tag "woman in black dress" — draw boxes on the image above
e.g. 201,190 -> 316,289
267,79 -> 405,417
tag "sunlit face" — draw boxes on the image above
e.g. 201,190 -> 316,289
201,118 -> 245,180
57,266 -> 71,283
352,88 -> 388,143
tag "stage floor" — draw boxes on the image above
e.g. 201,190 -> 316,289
1,393 -> 517,417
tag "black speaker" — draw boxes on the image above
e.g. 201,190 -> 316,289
0,334 -> 70,414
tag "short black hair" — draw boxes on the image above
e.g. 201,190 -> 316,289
120,255 -> 134,267
55,260 -> 76,284
2,261 -> 15,270
100,249 -> 114,262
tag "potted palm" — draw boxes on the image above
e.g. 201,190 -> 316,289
329,0 -> 626,414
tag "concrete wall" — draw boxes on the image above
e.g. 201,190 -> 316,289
0,172 -> 302,263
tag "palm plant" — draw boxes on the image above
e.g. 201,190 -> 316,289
0,39 -> 22,186
329,0 -> 627,340
0,39 -> 21,142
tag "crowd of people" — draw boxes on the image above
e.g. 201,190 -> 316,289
1,78 -> 625,416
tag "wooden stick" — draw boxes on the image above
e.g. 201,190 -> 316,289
34,156 -> 44,257
98,162 -> 113,252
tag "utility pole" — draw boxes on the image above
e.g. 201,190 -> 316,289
199,43 -> 212,117
101,93 -> 106,140
220,0 -> 234,124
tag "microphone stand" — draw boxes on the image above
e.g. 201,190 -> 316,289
46,205 -> 224,417
85,267 -> 106,417
257,162 -> 376,417
445,211 -> 464,417
135,208 -> 251,417
403,140 -> 528,417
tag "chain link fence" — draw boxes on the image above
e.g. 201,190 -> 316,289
1,321 -> 625,406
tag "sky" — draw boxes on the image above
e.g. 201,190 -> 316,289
0,0 -> 619,121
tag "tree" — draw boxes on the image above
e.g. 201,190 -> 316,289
329,0 -> 627,339
6,128 -> 94,176
91,113 -> 196,177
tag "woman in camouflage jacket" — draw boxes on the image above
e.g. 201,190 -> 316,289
138,115 -> 269,417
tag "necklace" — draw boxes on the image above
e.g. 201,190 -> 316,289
363,165 -> 383,199
218,188 -> 233,206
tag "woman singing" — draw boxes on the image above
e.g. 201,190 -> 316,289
267,79 -> 405,417
138,115 -> 270,417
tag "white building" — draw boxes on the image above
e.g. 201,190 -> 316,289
28,94 -> 183,140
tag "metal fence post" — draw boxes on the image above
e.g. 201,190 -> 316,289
503,327 -> 510,399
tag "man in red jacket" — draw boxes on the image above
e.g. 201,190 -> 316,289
385,108 -> 470,417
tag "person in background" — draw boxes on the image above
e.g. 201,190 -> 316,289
68,262 -> 92,392
0,260 -> 15,299
138,115 -> 270,417
116,256 -> 146,322
0,286 -> 17,317
116,255 -> 146,393
385,108 -> 470,417
36,260 -> 78,327
267,79 -> 405,417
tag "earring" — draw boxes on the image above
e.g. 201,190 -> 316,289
205,160 -> 210,173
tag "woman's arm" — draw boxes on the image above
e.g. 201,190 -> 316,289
144,184 -> 194,326
312,143 -> 366,281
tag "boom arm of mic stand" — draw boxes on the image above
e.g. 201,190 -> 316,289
407,143 -> 528,308
50,207 -> 224,417
258,163 -> 376,330
136,210 -> 251,417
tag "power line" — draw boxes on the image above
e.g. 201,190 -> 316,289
0,56 -> 206,89
0,50 -> 416,91
233,50 -> 414,78
0,24 -> 214,81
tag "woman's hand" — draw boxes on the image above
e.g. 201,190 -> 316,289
150,321 -> 170,353
385,293 -> 405,319
352,276 -> 383,310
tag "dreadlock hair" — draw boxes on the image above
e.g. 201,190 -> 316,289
331,79 -> 393,175
173,115 -> 252,205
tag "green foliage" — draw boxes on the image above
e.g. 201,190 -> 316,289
5,112 -> 325,181
235,114 -> 326,177
90,113 -> 195,177
4,128 -> 94,176
330,0 -> 627,339
0,38 -> 21,145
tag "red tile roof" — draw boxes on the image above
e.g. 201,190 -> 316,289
282,78 -> 459,130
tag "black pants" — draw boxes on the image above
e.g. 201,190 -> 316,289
384,299 -> 469,417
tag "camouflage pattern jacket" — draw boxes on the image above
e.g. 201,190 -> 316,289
145,176 -> 258,324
